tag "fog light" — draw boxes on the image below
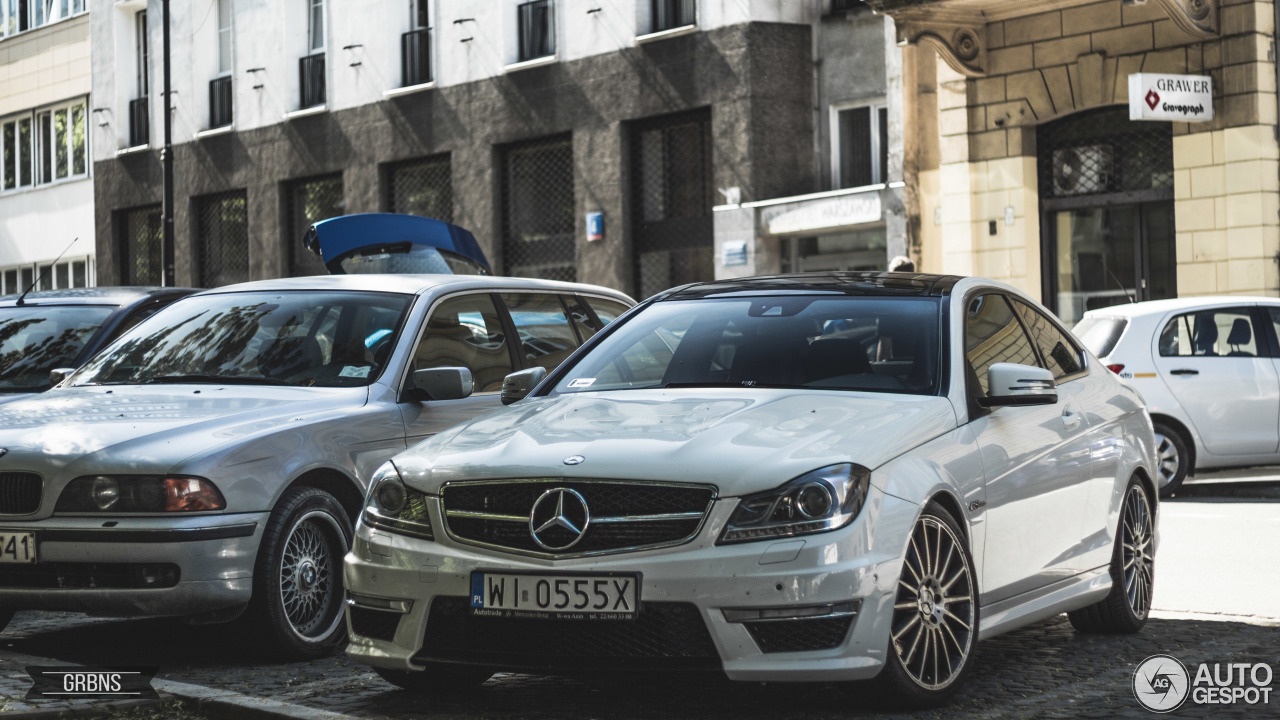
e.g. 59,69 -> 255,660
91,477 -> 120,510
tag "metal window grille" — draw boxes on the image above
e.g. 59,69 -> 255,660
118,205 -> 162,285
401,29 -> 432,87
299,54 -> 326,109
652,0 -> 694,32
517,0 -> 554,62
197,190 -> 249,287
128,97 -> 149,147
1037,106 -> 1173,201
209,76 -> 233,128
629,109 -> 714,299
501,135 -> 575,282
286,174 -> 344,277
387,155 -> 452,221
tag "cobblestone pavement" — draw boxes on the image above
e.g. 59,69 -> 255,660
0,483 -> 1275,718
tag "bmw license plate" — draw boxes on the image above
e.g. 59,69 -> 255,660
470,571 -> 639,620
0,531 -> 36,563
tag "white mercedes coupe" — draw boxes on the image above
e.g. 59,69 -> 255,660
344,272 -> 1159,707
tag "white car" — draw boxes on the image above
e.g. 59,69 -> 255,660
0,273 -> 632,658
1074,296 -> 1280,497
344,272 -> 1158,708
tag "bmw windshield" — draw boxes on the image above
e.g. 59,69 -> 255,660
71,291 -> 411,387
0,305 -> 115,392
552,295 -> 942,396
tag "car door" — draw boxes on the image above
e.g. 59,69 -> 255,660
963,292 -> 1092,604
1151,306 -> 1279,455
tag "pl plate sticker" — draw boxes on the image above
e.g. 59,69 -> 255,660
339,366 -> 371,379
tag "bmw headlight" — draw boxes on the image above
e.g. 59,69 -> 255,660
56,475 -> 226,513
718,463 -> 871,544
361,462 -> 433,540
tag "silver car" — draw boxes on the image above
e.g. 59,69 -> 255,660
0,274 -> 632,657
345,273 -> 1158,707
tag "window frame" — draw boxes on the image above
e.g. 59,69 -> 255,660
0,255 -> 94,293
0,0 -> 88,40
830,99 -> 888,190
307,0 -> 325,55
216,0 -> 234,77
0,97 -> 88,194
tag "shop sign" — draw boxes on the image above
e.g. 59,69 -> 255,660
761,193 -> 882,235
1128,73 -> 1213,122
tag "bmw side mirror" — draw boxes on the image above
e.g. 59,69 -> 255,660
49,368 -> 76,386
501,367 -> 547,405
981,363 -> 1058,407
413,367 -> 474,401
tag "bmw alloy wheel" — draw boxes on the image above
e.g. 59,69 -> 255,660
279,510 -> 346,640
889,514 -> 976,691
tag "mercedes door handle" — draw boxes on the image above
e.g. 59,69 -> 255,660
1169,369 -> 1199,376
1062,405 -> 1081,430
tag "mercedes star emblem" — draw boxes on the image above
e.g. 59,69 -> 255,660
563,455 -> 585,465
528,488 -> 590,551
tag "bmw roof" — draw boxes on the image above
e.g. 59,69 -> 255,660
658,272 -> 965,301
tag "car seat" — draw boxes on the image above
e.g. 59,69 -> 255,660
1191,315 -> 1218,356
1226,318 -> 1253,356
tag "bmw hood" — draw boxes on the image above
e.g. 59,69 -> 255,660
0,385 -> 368,473
394,389 -> 958,497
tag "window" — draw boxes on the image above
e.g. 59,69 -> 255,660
0,258 -> 89,293
1,99 -> 86,191
401,0 -> 431,87
197,190 -> 249,287
651,0 -> 694,33
1160,309 -> 1259,358
217,0 -> 232,75
501,292 -> 581,372
1,115 -> 34,190
118,205 -> 163,285
131,10 -> 150,146
0,0 -> 86,39
386,155 -> 451,221
308,0 -> 324,53
300,0 -> 326,108
136,11 -> 149,97
964,294 -> 1038,396
501,135 -> 575,282
210,0 -> 234,128
517,0 -> 554,62
1012,299 -> 1086,381
833,102 -> 887,189
413,294 -> 514,393
287,174 -> 344,277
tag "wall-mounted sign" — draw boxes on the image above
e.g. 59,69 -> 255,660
761,193 -> 881,235
585,212 -> 603,242
1128,73 -> 1213,122
722,240 -> 747,267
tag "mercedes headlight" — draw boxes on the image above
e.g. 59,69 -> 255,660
361,462 -> 433,540
718,463 -> 870,544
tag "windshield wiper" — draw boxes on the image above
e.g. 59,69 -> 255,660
145,374 -> 294,386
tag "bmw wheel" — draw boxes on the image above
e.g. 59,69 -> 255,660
1068,477 -> 1153,634
250,487 -> 352,659
1152,421 -> 1189,498
874,501 -> 978,708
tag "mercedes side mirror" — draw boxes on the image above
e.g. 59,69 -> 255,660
49,368 -> 76,387
501,367 -> 547,405
413,367 -> 474,401
981,363 -> 1058,407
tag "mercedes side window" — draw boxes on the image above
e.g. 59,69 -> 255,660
1012,299 -> 1086,381
964,293 -> 1039,396
413,294 -> 514,393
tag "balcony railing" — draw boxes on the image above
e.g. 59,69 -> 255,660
128,97 -> 149,147
209,76 -> 233,128
517,0 -> 554,62
401,29 -> 432,87
652,0 -> 695,33
299,53 -> 326,109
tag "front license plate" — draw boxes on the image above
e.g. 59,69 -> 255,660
470,571 -> 639,620
0,531 -> 36,564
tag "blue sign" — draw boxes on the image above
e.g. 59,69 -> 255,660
586,212 -> 604,242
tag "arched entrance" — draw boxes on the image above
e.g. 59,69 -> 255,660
1037,107 -> 1176,324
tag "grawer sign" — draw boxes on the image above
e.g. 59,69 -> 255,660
1128,73 -> 1214,122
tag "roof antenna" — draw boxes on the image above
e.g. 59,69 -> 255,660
16,237 -> 78,307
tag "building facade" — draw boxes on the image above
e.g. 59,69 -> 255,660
869,0 -> 1280,323
89,0 -> 907,297
0,0 -> 96,295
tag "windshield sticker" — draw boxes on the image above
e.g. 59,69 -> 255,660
567,378 -> 596,388
339,366 -> 371,379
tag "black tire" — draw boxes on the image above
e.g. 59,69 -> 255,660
1068,478 -> 1153,634
374,664 -> 493,694
1152,421 -> 1190,498
248,486 -> 352,659
872,501 -> 979,709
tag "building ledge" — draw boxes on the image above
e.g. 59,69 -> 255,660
635,24 -> 698,44
503,55 -> 557,73
383,81 -> 435,99
115,144 -> 150,157
283,105 -> 327,121
194,125 -> 234,139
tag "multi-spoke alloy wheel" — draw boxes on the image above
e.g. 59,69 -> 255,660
874,502 -> 978,708
1119,485 -> 1154,619
1068,476 -> 1153,634
250,487 -> 352,659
